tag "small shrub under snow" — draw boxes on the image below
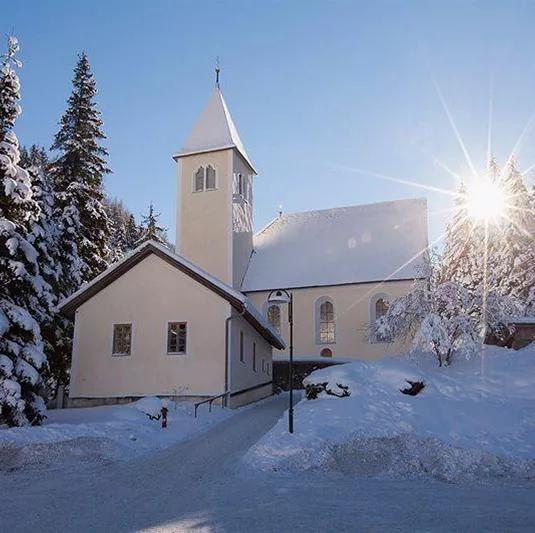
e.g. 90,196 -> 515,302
133,397 -> 163,420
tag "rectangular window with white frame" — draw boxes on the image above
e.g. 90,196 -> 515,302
112,323 -> 132,356
167,322 -> 187,354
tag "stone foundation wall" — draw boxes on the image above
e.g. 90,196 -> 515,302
229,383 -> 272,409
273,360 -> 345,392
67,395 -> 217,409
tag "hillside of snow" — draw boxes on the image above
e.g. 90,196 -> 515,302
245,346 -> 535,484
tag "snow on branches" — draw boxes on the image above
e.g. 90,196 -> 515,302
1,37 -> 48,426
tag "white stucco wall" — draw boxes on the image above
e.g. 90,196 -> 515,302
245,280 -> 414,361
71,254 -> 230,399
229,312 -> 273,406
177,149 -> 232,285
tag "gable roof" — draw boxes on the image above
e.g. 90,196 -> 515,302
172,87 -> 256,173
59,241 -> 285,350
241,198 -> 428,292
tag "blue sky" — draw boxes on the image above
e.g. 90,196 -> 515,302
4,0 -> 535,245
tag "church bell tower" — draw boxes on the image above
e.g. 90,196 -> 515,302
172,73 -> 256,289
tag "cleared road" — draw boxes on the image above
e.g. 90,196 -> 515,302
1,395 -> 534,532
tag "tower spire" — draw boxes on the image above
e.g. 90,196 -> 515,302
215,56 -> 220,88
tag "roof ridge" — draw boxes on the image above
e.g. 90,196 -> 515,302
280,197 -> 427,219
253,216 -> 279,238
216,88 -> 235,149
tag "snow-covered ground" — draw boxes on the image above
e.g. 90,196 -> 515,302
0,396 -> 233,472
246,346 -> 535,484
2,394 -> 535,533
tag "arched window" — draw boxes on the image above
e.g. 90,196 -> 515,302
194,167 -> 204,192
193,165 -> 217,192
370,293 -> 391,343
205,165 -> 216,189
267,304 -> 281,334
315,297 -> 336,344
320,348 -> 332,358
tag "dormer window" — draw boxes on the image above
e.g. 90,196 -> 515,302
193,165 -> 217,192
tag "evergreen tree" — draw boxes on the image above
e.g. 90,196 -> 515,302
377,158 -> 522,366
19,146 -> 70,395
49,52 -> 111,286
137,202 -> 167,246
105,198 -> 128,262
442,181 -> 481,291
497,160 -> 535,308
0,37 -> 48,426
105,197 -> 140,260
125,213 -> 140,250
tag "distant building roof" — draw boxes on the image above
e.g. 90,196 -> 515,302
59,241 -> 284,350
172,86 -> 255,173
242,198 -> 428,292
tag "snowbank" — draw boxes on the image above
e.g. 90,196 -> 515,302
246,346 -> 535,484
0,398 -> 233,471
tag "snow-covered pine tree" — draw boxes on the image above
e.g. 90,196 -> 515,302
442,181 -> 481,291
105,198 -> 141,261
19,147 -> 57,317
377,160 -> 521,366
19,145 -> 70,395
125,213 -> 141,250
137,202 -> 168,246
20,145 -> 59,300
527,173 -> 535,314
0,37 -> 48,426
497,160 -> 535,310
105,198 -> 128,262
49,52 -> 111,285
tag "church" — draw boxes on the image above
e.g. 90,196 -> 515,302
59,78 -> 428,408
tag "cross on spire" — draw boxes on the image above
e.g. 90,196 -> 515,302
215,56 -> 220,88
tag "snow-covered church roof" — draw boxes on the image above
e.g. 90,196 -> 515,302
173,86 -> 255,172
241,198 -> 428,292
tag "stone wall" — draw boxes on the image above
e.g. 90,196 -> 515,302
273,359 -> 345,392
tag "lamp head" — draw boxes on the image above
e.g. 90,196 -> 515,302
268,289 -> 291,304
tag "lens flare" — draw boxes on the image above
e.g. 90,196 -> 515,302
466,180 -> 506,223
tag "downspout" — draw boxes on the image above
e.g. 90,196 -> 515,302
225,302 -> 247,407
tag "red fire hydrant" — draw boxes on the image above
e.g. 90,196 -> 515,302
161,405 -> 168,429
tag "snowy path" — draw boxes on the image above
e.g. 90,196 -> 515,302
2,394 -> 535,532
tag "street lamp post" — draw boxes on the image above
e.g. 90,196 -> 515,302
268,289 -> 294,434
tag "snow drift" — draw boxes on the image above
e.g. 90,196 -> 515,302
246,346 -> 535,484
0,398 -> 232,471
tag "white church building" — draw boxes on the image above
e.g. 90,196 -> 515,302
59,79 -> 428,408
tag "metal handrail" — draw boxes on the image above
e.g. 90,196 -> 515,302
194,392 -> 228,418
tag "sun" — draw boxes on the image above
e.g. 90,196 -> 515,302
466,180 -> 507,223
